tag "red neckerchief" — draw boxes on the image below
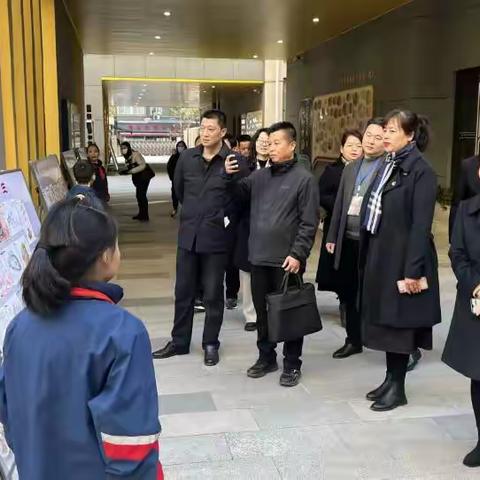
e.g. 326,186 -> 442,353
70,287 -> 114,304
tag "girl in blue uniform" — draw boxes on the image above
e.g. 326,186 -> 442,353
0,196 -> 163,480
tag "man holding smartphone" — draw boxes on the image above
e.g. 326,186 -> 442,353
153,109 -> 246,366
225,122 -> 320,387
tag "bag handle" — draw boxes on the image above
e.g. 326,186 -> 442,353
281,272 -> 303,294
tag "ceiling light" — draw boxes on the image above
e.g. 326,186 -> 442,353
277,39 -> 284,44
163,11 -> 171,17
202,90 -> 207,93
149,52 -> 154,56
313,17 -> 320,23
143,84 -> 147,87
253,54 -> 258,59
154,35 -> 161,40
211,85 -> 216,89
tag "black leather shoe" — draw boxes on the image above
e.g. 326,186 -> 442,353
370,379 -> 408,411
204,345 -> 219,366
280,369 -> 302,387
463,443 -> 480,467
366,372 -> 393,401
245,322 -> 257,332
407,348 -> 422,372
332,341 -> 363,359
247,359 -> 278,378
132,215 -> 140,220
226,298 -> 238,310
152,341 -> 189,359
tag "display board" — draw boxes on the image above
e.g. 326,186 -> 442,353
241,110 -> 263,136
299,98 -> 313,157
312,85 -> 374,160
61,148 -> 89,187
0,170 -> 41,346
30,155 -> 68,211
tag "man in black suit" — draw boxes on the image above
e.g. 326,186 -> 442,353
153,110 -> 246,366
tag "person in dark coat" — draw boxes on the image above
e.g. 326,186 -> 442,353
152,110 -> 248,367
167,140 -> 187,218
87,143 -> 110,203
316,129 -> 363,324
326,120 -> 385,359
442,190 -> 480,468
449,155 -> 480,241
119,142 -> 155,222
226,122 -> 320,388
234,128 -> 271,332
360,109 -> 441,412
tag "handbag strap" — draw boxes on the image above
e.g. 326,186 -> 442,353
281,272 -> 303,294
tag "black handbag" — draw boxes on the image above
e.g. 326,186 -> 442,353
266,273 -> 322,343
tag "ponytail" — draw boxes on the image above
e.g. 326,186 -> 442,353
384,109 -> 431,153
415,115 -> 431,152
22,196 -> 118,316
22,247 -> 71,316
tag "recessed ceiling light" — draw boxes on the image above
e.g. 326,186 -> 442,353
253,54 -> 258,59
313,17 -> 320,23
163,11 -> 171,17
202,90 -> 207,93
154,35 -> 161,40
143,84 -> 147,87
149,52 -> 154,56
211,85 -> 216,89
277,39 -> 284,44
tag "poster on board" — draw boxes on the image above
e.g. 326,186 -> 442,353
30,155 -> 68,211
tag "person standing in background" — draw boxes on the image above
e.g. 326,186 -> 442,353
167,141 -> 188,218
87,143 -> 110,203
234,128 -> 272,331
316,129 -> 363,326
360,110 -> 441,412
119,142 -> 155,222
238,135 -> 252,158
325,121 -> 384,359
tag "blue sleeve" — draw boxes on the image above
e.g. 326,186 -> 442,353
88,316 -> 163,479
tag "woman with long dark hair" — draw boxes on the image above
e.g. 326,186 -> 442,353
0,197 -> 162,479
86,143 -> 110,203
360,110 -> 441,411
119,141 -> 155,222
167,140 -> 188,218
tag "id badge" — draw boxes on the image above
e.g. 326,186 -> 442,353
347,195 -> 363,216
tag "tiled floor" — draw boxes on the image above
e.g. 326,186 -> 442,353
110,172 -> 480,479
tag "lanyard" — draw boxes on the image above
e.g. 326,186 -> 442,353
354,160 -> 379,192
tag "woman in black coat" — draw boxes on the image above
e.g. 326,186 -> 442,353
87,143 -> 110,203
167,141 -> 187,218
442,191 -> 480,468
360,110 -> 441,412
316,130 -> 363,317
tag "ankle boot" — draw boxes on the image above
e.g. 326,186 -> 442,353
370,377 -> 407,412
464,442 -> 480,467
366,372 -> 393,401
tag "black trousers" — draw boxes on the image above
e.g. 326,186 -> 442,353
251,265 -> 304,371
171,185 -> 179,210
386,352 -> 409,380
338,237 -> 361,347
225,262 -> 240,300
134,178 -> 151,220
471,380 -> 480,436
172,248 -> 227,350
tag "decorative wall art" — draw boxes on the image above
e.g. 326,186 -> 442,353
312,86 -> 374,160
298,98 -> 313,157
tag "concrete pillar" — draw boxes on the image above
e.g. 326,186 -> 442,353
263,59 -> 287,127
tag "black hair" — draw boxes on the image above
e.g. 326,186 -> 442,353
366,117 -> 384,128
250,128 -> 270,161
22,197 -> 118,316
73,161 -> 94,185
175,140 -> 188,153
238,134 -> 252,143
120,141 -> 133,158
224,133 -> 238,148
341,128 -> 363,146
269,121 -> 297,142
383,109 -> 431,152
87,142 -> 100,153
201,109 -> 227,129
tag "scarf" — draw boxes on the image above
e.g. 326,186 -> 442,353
364,142 -> 416,235
270,158 -> 297,175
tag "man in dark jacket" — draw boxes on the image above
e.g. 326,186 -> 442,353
226,122 -> 320,387
153,110 -> 246,366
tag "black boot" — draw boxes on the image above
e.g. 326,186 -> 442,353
370,377 -> 408,412
464,443 -> 480,467
332,340 -> 363,359
407,348 -> 422,372
366,372 -> 393,401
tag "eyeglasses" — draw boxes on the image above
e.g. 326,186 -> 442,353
256,140 -> 270,145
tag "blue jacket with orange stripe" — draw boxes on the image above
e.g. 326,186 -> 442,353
0,282 -> 163,480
